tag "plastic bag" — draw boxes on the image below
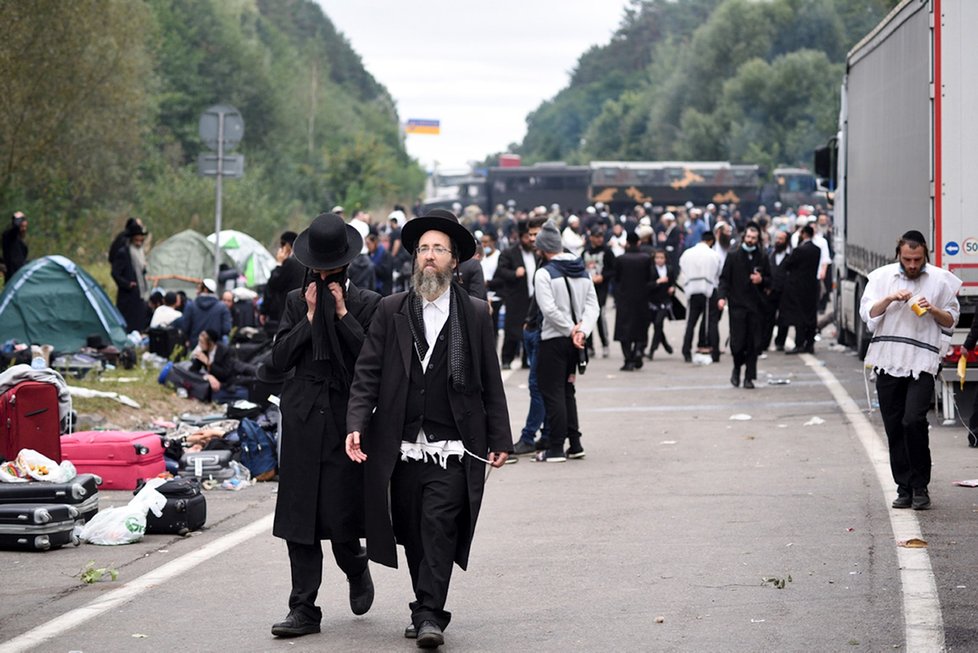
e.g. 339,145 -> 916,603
0,449 -> 77,483
78,478 -> 167,545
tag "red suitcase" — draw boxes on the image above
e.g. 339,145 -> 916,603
0,381 -> 61,463
60,431 -> 165,490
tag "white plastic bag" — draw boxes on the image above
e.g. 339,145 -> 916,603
0,449 -> 77,483
78,478 -> 167,545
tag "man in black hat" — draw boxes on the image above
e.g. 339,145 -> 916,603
2,211 -> 29,282
859,230 -> 961,510
345,209 -> 511,650
268,212 -> 382,638
110,221 -> 150,332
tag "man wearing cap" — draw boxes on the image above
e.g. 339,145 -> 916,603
860,230 -> 961,510
345,209 -> 511,649
110,221 -> 150,332
533,219 -> 599,460
173,278 -> 232,349
1,212 -> 29,282
269,212 -> 382,638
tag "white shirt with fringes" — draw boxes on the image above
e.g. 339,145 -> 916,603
859,262 -> 962,379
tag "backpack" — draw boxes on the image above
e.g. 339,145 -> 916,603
238,418 -> 277,481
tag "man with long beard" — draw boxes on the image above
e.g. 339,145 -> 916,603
345,209 -> 511,649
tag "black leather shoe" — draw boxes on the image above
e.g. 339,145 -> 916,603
912,488 -> 931,510
785,348 -> 801,355
730,368 -> 740,387
348,567 -> 374,615
892,493 -> 912,509
404,623 -> 417,639
271,611 -> 321,638
416,621 -> 444,649
683,353 -> 692,363
743,379 -> 755,389
663,342 -> 673,354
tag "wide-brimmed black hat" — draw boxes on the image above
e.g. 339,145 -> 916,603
400,209 -> 476,262
292,212 -> 363,270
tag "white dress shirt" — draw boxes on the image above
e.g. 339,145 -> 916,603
521,248 -> 537,297
860,262 -> 962,378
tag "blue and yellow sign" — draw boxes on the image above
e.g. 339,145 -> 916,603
405,119 -> 440,135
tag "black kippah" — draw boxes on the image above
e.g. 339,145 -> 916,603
902,230 -> 926,244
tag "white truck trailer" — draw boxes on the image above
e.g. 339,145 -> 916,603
832,0 -> 978,418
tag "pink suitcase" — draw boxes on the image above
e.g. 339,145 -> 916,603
60,431 -> 165,490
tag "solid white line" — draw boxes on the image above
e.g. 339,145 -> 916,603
803,354 -> 945,652
0,512 -> 275,653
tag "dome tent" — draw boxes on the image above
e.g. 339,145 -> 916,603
0,255 -> 128,351
147,229 -> 234,298
206,229 -> 277,287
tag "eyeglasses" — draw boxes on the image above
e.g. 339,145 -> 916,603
417,245 -> 451,256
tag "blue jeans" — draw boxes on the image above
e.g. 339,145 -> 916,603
520,328 -> 550,446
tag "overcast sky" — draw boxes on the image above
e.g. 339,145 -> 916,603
316,0 -> 630,171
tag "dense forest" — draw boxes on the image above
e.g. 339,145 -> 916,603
514,0 -> 901,171
0,0 -> 424,265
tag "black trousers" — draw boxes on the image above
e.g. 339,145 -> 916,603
539,337 -> 583,456
729,307 -> 764,381
649,306 -> 670,352
682,293 -> 719,357
286,539 -> 366,621
391,456 -> 468,631
876,371 -> 934,491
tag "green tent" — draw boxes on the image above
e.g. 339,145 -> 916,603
207,230 -> 276,287
0,255 -> 128,350
147,229 -> 234,297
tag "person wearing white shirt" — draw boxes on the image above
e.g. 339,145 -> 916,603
479,232 -> 502,346
859,230 -> 961,511
561,215 -> 585,257
150,291 -> 182,328
679,230 -> 721,362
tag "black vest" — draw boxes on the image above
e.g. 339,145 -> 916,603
402,322 -> 462,443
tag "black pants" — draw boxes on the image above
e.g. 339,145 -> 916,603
649,306 -> 670,353
876,371 -> 934,491
539,337 -> 583,456
391,456 -> 468,631
729,307 -> 764,381
286,539 -> 366,621
683,293 -> 719,357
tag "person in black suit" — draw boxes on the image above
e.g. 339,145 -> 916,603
781,225 -> 822,354
110,222 -> 150,332
647,249 -> 678,359
763,229 -> 791,351
493,217 -> 545,368
268,213 -> 382,639
261,231 -> 305,336
718,223 -> 771,389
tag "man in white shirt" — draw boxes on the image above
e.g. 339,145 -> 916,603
859,230 -> 962,510
150,291 -> 182,328
679,230 -> 722,362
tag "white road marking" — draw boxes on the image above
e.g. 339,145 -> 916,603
0,512 -> 275,653
803,354 -> 945,652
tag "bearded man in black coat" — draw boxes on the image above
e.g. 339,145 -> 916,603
268,213 -> 382,639
718,223 -> 771,389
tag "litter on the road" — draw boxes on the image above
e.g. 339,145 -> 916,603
952,479 -> 978,487
660,440 -> 677,445
897,538 -> 928,548
692,353 -> 713,365
729,414 -> 752,421
767,378 -> 791,385
803,416 -> 826,426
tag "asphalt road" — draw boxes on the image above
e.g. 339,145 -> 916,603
2,316 -> 978,652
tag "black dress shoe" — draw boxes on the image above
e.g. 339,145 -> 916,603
912,488 -> 931,510
416,620 -> 444,649
785,348 -> 800,355
634,357 -> 644,369
404,623 -> 417,639
892,493 -> 912,509
620,362 -> 635,371
743,379 -> 755,389
683,353 -> 692,363
663,341 -> 673,354
348,567 -> 374,615
730,368 -> 740,387
271,611 -> 321,638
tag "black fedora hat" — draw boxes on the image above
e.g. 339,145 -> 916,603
292,212 -> 363,270
401,209 -> 476,262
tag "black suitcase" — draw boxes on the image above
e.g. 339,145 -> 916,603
148,326 -> 185,359
137,478 -> 206,535
0,474 -> 100,524
178,450 -> 235,481
0,503 -> 80,550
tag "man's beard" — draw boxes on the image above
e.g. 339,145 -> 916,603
413,263 -> 453,300
774,242 -> 787,253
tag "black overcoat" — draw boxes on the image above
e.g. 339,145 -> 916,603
111,244 -> 148,332
494,245 -> 534,338
780,241 -> 821,326
613,250 -> 654,342
270,281 -> 381,545
346,286 -> 512,570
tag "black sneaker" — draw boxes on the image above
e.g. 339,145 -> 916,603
271,611 -> 321,638
566,448 -> 586,460
912,488 -> 931,510
532,451 -> 566,463
892,492 -> 912,509
512,440 -> 536,455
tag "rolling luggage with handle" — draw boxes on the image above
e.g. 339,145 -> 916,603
0,381 -> 62,463
0,473 -> 99,523
178,450 -> 234,481
60,431 -> 165,490
0,503 -> 80,551
138,477 -> 206,535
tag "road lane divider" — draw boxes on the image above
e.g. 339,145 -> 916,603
803,354 -> 945,652
0,512 -> 275,653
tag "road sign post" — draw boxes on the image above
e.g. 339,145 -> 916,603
199,104 -> 245,282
